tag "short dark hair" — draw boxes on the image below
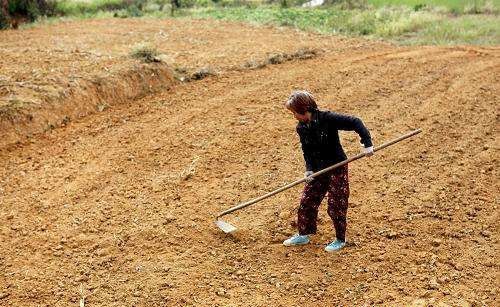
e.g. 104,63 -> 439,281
285,90 -> 318,114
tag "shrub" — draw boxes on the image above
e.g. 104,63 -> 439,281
54,0 -> 129,16
0,0 -> 56,28
191,66 -> 216,80
482,0 -> 499,14
8,0 -> 37,21
324,0 -> 368,9
130,43 -> 162,63
126,4 -> 143,16
1,0 -> 9,29
464,0 -> 499,15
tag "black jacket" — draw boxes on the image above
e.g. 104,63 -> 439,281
297,110 -> 373,172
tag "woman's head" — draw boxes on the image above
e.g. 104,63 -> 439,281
285,90 -> 317,122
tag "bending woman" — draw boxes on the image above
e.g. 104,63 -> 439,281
283,90 -> 373,252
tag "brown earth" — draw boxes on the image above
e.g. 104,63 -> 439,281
0,18 -> 499,306
0,18 -> 380,147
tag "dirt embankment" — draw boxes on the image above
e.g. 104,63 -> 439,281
0,18 -> 499,307
0,18 -> 375,148
1,61 -> 174,147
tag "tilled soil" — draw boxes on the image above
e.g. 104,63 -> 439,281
0,18 -> 384,147
0,18 -> 499,306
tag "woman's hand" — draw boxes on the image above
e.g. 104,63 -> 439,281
304,171 -> 314,183
363,146 -> 374,157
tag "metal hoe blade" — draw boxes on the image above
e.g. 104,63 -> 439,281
215,220 -> 237,233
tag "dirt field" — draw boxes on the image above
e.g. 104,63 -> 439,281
0,18 -> 498,306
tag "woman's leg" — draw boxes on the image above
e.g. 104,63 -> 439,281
326,165 -> 349,241
298,175 -> 330,235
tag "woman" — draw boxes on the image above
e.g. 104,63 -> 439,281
283,90 -> 374,252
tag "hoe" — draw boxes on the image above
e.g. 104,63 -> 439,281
215,129 -> 421,233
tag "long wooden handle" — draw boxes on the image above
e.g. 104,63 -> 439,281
216,129 -> 421,218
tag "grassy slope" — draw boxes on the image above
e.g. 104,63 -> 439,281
367,0 -> 500,12
20,0 -> 500,45
184,6 -> 500,45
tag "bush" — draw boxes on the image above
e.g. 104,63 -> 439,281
0,13 -> 8,29
0,0 -> 56,28
8,0 -> 37,21
54,0 -> 129,16
464,0 -> 498,15
1,0 -> 9,29
324,0 -> 368,9
126,4 -> 143,16
130,43 -> 162,62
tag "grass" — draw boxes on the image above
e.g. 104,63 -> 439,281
130,43 -> 162,62
183,6 -> 500,45
19,0 -> 500,46
0,99 -> 32,120
411,14 -> 500,45
54,0 -> 130,15
367,0 -> 500,14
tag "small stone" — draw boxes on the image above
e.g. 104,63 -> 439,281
432,239 -> 442,247
216,288 -> 227,297
480,230 -> 491,238
235,270 -> 244,276
0,293 -> 9,299
438,276 -> 449,283
428,278 -> 440,290
76,274 -> 89,282
386,231 -> 398,239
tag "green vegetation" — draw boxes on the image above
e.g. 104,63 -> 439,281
4,0 -> 500,46
130,43 -> 162,62
184,5 -> 500,44
411,13 -> 500,45
1,0 -> 57,28
367,0 -> 500,14
54,0 -> 129,16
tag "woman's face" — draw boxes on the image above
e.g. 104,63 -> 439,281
289,108 -> 310,123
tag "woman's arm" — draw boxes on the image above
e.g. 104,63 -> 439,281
327,112 -> 373,148
297,126 -> 314,171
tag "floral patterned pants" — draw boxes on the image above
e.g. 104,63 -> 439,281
298,165 -> 349,241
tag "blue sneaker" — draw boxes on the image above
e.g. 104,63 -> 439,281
283,234 -> 310,246
325,239 -> 346,252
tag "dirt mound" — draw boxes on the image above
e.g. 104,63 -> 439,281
0,18 -> 372,147
0,62 -> 174,147
0,19 -> 498,306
